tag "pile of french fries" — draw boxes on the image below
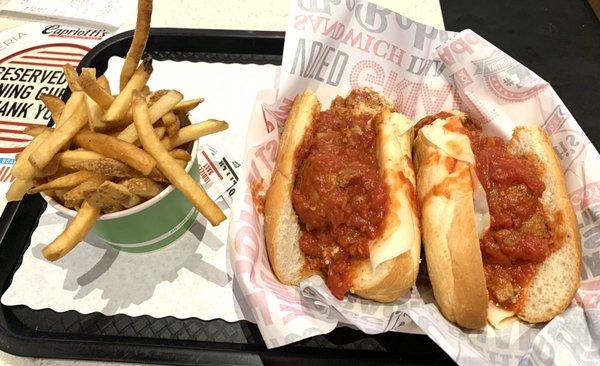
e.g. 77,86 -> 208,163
6,0 -> 228,261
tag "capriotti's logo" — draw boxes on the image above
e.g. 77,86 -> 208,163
42,25 -> 108,41
472,52 -> 547,102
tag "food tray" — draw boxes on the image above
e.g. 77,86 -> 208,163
0,28 -> 452,365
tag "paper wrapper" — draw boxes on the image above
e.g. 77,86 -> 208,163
1,59 -> 279,322
230,0 -> 600,362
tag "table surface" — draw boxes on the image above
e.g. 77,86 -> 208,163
0,1 -> 444,365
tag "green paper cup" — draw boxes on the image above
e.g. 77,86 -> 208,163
41,141 -> 200,253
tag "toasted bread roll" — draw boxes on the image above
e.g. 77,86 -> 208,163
507,126 -> 581,323
264,89 -> 420,302
264,91 -> 321,285
414,112 -> 581,328
413,116 -> 488,329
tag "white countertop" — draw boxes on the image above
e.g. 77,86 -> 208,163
0,0 -> 443,365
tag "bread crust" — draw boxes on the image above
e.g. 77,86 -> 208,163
264,91 -> 321,285
414,114 -> 581,327
508,126 -> 581,322
414,127 -> 488,329
264,89 -> 420,302
351,109 -> 420,302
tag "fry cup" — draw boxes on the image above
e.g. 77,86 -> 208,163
41,141 -> 200,253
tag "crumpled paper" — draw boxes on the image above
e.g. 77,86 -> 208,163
230,0 -> 600,363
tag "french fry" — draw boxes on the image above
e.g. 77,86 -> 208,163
84,190 -> 124,213
84,72 -> 117,132
23,125 -> 53,137
34,153 -> 60,178
28,171 -> 94,193
161,119 -> 228,150
119,0 -> 153,90
71,158 -> 142,178
81,68 -> 96,78
69,158 -> 167,182
73,130 -> 156,175
59,150 -> 105,169
121,88 -> 169,126
85,95 -> 109,132
174,159 -> 188,167
108,127 -> 127,137
29,92 -> 87,169
98,181 -> 141,208
80,68 -> 115,110
54,89 -> 86,128
140,86 -> 151,98
162,110 -> 180,137
153,126 -> 166,141
133,93 -> 225,226
63,64 -> 82,92
63,174 -> 108,209
42,189 -> 57,200
168,149 -> 191,161
54,188 -> 68,203
42,201 -> 100,261
116,90 -> 183,143
12,130 -> 52,180
173,98 -> 204,113
104,57 -> 153,123
63,199 -> 81,210
133,126 -> 166,146
146,89 -> 168,105
120,177 -> 164,198
40,94 -> 65,124
97,75 -> 110,93
6,179 -> 33,201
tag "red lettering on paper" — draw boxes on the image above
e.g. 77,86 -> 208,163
569,181 -> 600,211
373,39 -> 388,57
246,291 -> 273,325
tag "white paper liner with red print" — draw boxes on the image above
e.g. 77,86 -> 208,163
230,0 -> 600,363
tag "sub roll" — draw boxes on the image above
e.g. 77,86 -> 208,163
413,111 -> 581,329
264,88 -> 421,302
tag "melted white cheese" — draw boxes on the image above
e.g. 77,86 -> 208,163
470,167 -> 491,239
420,118 -> 475,165
370,112 -> 419,270
487,303 -> 518,329
421,117 -> 490,238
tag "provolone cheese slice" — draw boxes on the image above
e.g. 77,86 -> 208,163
487,303 -> 518,329
422,117 -> 491,238
420,118 -> 475,165
470,167 -> 491,239
391,112 -> 413,138
370,112 -> 419,269
370,186 -> 418,269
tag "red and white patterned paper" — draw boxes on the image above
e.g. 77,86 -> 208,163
230,0 -> 600,363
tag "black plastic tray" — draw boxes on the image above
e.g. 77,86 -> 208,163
0,29 -> 452,365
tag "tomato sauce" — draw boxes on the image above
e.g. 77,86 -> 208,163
467,127 -> 553,312
292,89 -> 390,299
416,113 -> 555,312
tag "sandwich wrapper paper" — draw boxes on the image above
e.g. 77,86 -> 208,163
230,0 -> 600,363
0,1 -> 598,365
